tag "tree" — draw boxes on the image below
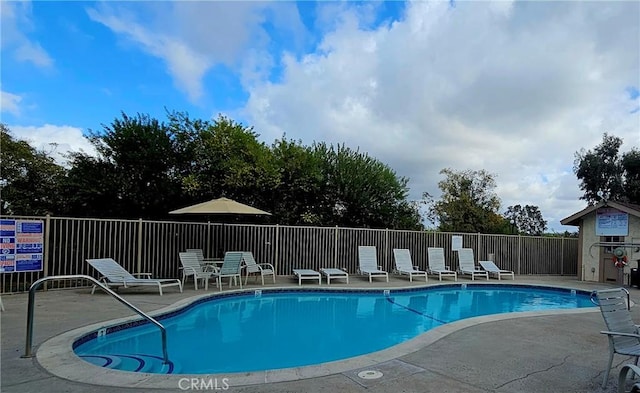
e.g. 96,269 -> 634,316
63,113 -> 184,218
313,143 -> 422,229
61,152 -> 122,217
425,168 -> 501,233
183,115 -> 279,213
503,205 -> 547,235
621,149 -> 640,203
0,125 -> 66,215
8,109 -> 423,229
269,137 -> 323,225
574,133 -> 639,204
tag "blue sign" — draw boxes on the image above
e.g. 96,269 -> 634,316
18,222 -> 43,234
17,243 -> 44,254
0,219 -> 15,237
16,257 -> 43,272
0,220 -> 44,272
596,208 -> 629,236
0,254 -> 16,272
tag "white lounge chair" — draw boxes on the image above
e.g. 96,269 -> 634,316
320,268 -> 349,284
357,246 -> 389,282
179,251 -> 215,290
479,260 -> 514,280
457,248 -> 489,280
426,247 -> 457,281
211,251 -> 244,291
293,269 -> 322,285
595,288 -> 640,389
392,248 -> 428,282
87,258 -> 183,296
242,252 -> 276,285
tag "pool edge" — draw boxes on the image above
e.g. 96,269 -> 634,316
35,283 -> 600,389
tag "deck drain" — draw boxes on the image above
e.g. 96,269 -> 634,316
357,370 -> 383,379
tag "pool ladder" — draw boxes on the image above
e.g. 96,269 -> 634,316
22,274 -> 170,364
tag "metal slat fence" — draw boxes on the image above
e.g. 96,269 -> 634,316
0,216 -> 578,293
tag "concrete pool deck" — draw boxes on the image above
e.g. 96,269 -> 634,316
0,275 -> 636,392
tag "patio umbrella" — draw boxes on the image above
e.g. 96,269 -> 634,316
169,197 -> 271,216
169,197 -> 271,258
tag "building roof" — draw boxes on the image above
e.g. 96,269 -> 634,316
560,200 -> 640,226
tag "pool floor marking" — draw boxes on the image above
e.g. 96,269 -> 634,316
384,297 -> 449,325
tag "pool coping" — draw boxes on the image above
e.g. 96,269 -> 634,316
36,282 -> 600,389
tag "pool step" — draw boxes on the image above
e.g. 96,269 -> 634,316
79,354 -> 178,374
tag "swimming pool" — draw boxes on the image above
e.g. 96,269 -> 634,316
72,284 -> 594,374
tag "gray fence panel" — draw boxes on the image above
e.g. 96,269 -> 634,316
387,230 -> 433,271
0,215 -> 579,293
335,228 -> 388,274
479,234 -> 519,273
277,226 -> 336,275
563,238 -> 578,276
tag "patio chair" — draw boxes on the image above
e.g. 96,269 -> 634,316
594,288 -> 640,389
479,260 -> 514,280
179,251 -> 215,290
357,246 -> 389,282
242,252 -> 276,286
211,251 -> 244,291
186,248 -> 206,262
426,247 -> 457,281
86,258 -> 183,296
392,248 -> 428,282
186,248 -> 219,272
456,248 -> 489,280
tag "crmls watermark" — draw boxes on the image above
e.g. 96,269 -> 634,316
178,378 -> 230,391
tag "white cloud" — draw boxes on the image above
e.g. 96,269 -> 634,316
0,1 -> 54,68
9,124 -> 97,167
1,90 -> 23,116
86,6 -> 209,102
86,2 -> 306,103
241,1 -> 639,231
14,40 -> 54,68
43,1 -> 637,231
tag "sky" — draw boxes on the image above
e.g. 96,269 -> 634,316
1,0 -> 639,232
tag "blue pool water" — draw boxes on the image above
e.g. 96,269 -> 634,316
73,285 -> 594,374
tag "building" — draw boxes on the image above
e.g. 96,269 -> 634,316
561,200 -> 640,283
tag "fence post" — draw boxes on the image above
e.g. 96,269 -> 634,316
206,221 -> 211,256
334,226 -> 339,268
137,218 -> 143,274
517,234 -> 522,275
385,228 -> 389,270
274,224 -> 280,274
561,236 -> 565,276
43,214 -> 51,290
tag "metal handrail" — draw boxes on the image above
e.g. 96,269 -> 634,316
588,242 -> 640,258
591,287 -> 631,310
22,275 -> 169,364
